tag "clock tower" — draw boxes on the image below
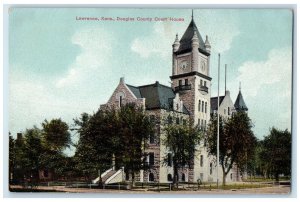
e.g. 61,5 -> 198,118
171,16 -> 212,128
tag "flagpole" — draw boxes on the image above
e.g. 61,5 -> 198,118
217,53 -> 220,189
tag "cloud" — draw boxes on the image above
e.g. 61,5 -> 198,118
131,12 -> 240,59
56,27 -> 113,88
236,47 -> 292,97
131,22 -> 181,59
9,27 -> 116,137
9,70 -> 70,134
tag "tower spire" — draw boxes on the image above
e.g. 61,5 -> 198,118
192,9 -> 194,20
239,82 -> 241,92
225,64 -> 227,93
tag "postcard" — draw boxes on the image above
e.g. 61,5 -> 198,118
7,7 -> 293,195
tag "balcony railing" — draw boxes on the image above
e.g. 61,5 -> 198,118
174,84 -> 191,92
199,85 -> 208,94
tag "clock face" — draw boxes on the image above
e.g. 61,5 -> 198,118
180,60 -> 188,70
201,61 -> 206,71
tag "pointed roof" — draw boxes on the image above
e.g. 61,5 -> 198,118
126,82 -> 189,114
234,90 -> 248,111
176,18 -> 209,55
210,96 -> 225,112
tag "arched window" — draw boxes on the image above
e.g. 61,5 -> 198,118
202,101 -> 204,112
205,102 -> 207,113
167,153 -> 172,166
168,116 -> 172,124
181,173 -> 186,182
198,100 -> 201,111
167,174 -> 173,182
200,155 -> 203,167
119,95 -> 123,107
149,173 -> 154,182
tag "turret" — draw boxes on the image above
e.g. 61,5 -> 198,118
234,82 -> 248,112
191,30 -> 199,71
172,33 -> 180,52
205,35 -> 211,53
172,34 -> 180,75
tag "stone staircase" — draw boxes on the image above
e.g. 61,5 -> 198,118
93,168 -> 124,184
101,170 -> 117,183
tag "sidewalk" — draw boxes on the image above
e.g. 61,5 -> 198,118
9,185 -> 290,195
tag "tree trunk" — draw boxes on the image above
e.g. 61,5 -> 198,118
173,164 -> 178,189
131,171 -> 135,188
275,171 -> 279,183
222,170 -> 227,187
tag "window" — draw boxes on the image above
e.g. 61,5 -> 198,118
204,81 -> 207,87
167,153 -> 172,167
210,163 -> 213,175
167,174 -> 173,182
205,102 -> 207,113
201,120 -> 203,130
176,103 -> 179,110
198,100 -> 201,112
119,96 -> 123,107
168,116 -> 172,124
176,117 -> 180,124
179,80 -> 182,86
198,119 -> 200,127
204,120 -> 207,130
185,79 -> 188,85
202,101 -> 204,112
230,173 -> 233,180
149,133 -> 155,144
200,80 -> 203,86
149,173 -> 154,182
181,173 -> 186,182
200,155 -> 203,167
149,153 -> 154,166
228,107 -> 230,115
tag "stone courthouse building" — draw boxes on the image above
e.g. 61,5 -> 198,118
99,16 -> 248,184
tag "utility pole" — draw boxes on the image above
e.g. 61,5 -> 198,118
217,53 -> 220,189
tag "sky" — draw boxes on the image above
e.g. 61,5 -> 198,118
8,8 -> 293,154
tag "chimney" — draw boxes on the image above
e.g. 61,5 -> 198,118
17,133 -> 22,140
120,77 -> 125,84
225,90 -> 230,97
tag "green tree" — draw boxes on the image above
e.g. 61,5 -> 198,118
207,111 -> 257,186
163,116 -> 202,188
40,119 -> 72,180
22,127 -> 44,185
260,127 -> 291,182
74,111 -> 114,182
9,133 -> 15,182
73,103 -> 155,186
42,119 -> 71,152
117,103 -> 154,186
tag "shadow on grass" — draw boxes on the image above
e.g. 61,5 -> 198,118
9,188 -> 64,192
